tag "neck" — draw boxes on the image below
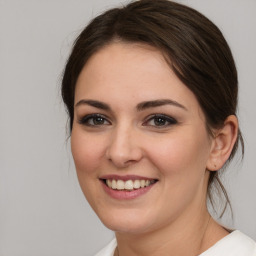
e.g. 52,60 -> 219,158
114,206 -> 228,256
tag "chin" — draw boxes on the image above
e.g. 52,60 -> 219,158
97,208 -> 156,234
104,220 -> 153,235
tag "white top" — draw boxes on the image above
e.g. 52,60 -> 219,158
95,230 -> 256,256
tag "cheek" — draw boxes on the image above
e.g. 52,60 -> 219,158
71,129 -> 105,176
144,129 -> 211,218
70,128 -> 106,210
147,128 -> 211,180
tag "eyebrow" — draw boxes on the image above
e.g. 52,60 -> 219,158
75,99 -> 187,111
75,99 -> 111,110
136,99 -> 187,111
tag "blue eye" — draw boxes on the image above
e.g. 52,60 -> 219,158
143,114 -> 177,128
78,114 -> 110,126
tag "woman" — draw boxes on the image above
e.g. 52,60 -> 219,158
61,0 -> 256,255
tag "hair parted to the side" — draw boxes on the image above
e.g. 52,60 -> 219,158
61,0 -> 244,217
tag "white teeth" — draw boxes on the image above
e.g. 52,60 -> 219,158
106,179 -> 112,187
111,180 -> 117,189
106,179 -> 155,190
116,180 -> 125,190
124,180 -> 134,190
133,180 -> 141,189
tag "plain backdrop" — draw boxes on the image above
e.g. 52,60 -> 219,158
0,0 -> 255,255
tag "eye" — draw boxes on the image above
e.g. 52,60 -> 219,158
143,114 -> 177,128
78,114 -> 111,126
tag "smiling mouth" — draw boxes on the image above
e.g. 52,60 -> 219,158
101,179 -> 158,191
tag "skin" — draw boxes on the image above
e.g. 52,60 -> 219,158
71,42 -> 238,256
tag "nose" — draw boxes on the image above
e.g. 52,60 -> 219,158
105,125 -> 143,168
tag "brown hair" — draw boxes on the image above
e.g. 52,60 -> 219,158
61,0 -> 244,216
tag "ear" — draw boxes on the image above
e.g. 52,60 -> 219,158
206,115 -> 238,171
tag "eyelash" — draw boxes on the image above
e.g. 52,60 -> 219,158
78,114 -> 111,126
143,114 -> 177,128
78,114 -> 177,128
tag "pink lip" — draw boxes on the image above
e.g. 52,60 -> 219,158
100,178 -> 157,200
100,174 -> 156,181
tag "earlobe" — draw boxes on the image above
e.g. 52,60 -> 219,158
206,115 -> 238,171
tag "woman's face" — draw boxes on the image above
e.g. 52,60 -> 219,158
71,42 -> 214,234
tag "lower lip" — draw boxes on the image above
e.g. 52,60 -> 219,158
101,181 -> 156,200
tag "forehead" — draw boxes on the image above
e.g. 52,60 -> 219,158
75,42 -> 202,115
79,42 -> 169,84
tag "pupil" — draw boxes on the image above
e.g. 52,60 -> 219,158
155,117 -> 166,126
94,117 -> 104,125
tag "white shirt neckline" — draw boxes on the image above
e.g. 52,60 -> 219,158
95,230 -> 256,256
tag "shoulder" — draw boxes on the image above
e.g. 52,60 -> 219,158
94,238 -> 117,256
200,230 -> 256,256
94,232 -> 256,256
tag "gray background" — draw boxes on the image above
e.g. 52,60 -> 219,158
0,0 -> 255,255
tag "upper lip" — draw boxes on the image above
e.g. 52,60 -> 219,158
99,174 -> 158,181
